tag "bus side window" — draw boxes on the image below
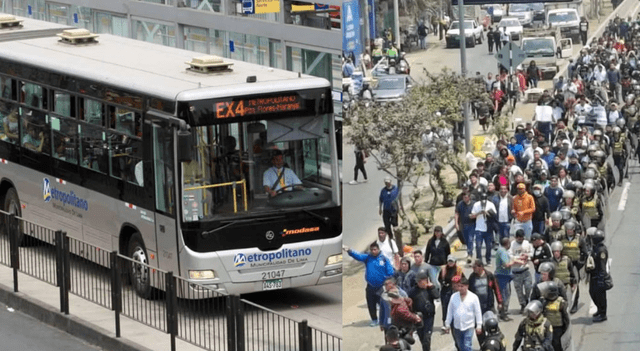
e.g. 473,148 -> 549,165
110,132 -> 142,186
0,102 -> 19,144
21,82 -> 47,110
21,109 -> 49,154
79,123 -> 108,173
51,116 -> 78,164
80,98 -> 104,126
109,106 -> 139,137
53,91 -> 75,118
1,77 -> 17,101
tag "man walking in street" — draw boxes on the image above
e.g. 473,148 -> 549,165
468,260 -> 503,346
380,178 -> 400,239
377,227 -> 400,267
409,272 -> 440,351
418,22 -> 428,50
455,192 -> 476,263
495,237 -> 524,321
344,243 -> 395,327
471,193 -> 497,266
443,276 -> 483,351
508,229 -> 534,315
492,184 -> 513,243
512,183 -> 535,240
423,225 -> 450,293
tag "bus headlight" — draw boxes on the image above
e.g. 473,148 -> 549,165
189,270 -> 216,279
326,253 -> 342,265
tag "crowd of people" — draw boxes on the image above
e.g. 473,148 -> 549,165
342,13 -> 640,351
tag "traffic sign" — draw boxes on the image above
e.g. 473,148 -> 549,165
495,42 -> 526,72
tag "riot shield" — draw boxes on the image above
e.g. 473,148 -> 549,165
612,164 -> 620,187
561,321 -> 574,351
581,213 -> 591,230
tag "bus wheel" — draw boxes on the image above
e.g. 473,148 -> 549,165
128,233 -> 152,299
3,188 -> 23,244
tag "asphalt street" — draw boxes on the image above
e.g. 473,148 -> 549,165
0,302 -> 101,351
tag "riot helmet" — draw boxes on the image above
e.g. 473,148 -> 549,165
551,241 -> 564,252
593,229 -> 605,244
525,300 -> 544,320
544,281 -> 560,301
550,211 -> 563,221
539,261 -> 556,280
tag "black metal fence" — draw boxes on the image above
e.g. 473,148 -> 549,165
0,211 -> 342,351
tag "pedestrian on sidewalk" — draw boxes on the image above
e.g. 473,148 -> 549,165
438,256 -> 465,330
409,272 -> 439,351
471,193 -> 497,265
380,178 -> 400,239
423,225 -> 450,293
344,243 -> 395,327
377,227 -> 400,266
349,145 -> 368,185
443,276 -> 483,351
418,22 -> 428,50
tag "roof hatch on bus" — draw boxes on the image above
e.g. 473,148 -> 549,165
57,28 -> 99,45
0,15 -> 23,29
185,55 -> 234,74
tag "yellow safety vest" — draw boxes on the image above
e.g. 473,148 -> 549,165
544,298 -> 565,327
554,257 -> 571,285
581,197 -> 599,219
561,237 -> 580,262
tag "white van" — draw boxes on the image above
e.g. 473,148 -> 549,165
546,8 -> 580,43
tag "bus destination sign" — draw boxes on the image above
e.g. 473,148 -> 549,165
215,95 -> 303,119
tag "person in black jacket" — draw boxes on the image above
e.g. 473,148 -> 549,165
586,229 -> 610,322
409,273 -> 439,351
531,233 -> 553,283
531,184 -> 550,238
423,225 -> 451,293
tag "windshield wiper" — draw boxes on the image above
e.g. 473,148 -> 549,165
303,209 -> 330,224
201,215 -> 287,237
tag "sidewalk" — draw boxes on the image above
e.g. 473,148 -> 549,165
0,262 -> 201,351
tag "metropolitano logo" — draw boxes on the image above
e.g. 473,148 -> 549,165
234,253 -> 247,267
43,178 -> 52,202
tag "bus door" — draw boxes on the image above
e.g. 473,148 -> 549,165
146,110 -> 179,275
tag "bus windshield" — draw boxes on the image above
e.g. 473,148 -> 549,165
181,114 -> 336,222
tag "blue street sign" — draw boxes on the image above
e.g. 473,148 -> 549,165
230,40 -> 235,53
28,5 -> 32,15
342,0 -> 362,65
73,13 -> 78,24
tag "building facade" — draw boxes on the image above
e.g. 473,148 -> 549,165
0,0 -> 341,90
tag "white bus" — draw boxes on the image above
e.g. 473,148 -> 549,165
0,13 -> 73,41
0,28 -> 342,297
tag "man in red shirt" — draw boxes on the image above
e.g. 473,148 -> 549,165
512,183 -> 535,240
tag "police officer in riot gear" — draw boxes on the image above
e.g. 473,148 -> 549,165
530,261 -> 568,302
544,211 -> 565,243
611,126 -> 627,186
512,300 -> 553,351
481,311 -> 507,351
560,221 -> 588,314
586,229 -> 610,322
541,281 -> 571,351
579,183 -> 604,229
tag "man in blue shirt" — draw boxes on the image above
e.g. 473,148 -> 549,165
455,192 -> 476,263
379,178 -> 400,238
344,243 -> 395,327
263,150 -> 302,197
544,175 -> 564,212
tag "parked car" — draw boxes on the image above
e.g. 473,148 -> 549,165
486,4 -> 504,23
528,3 -> 546,23
507,3 -> 534,27
371,74 -> 414,104
497,17 -> 524,41
445,20 -> 483,48
547,8 -> 580,43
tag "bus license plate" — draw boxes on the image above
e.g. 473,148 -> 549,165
263,279 -> 283,290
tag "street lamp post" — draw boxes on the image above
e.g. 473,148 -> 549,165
394,0 -> 401,49
457,0 -> 471,153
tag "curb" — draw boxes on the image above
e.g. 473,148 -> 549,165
0,281 -> 151,351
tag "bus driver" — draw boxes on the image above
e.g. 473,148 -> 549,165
263,150 -> 302,197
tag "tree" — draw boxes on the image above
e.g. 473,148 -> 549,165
345,68 -> 485,247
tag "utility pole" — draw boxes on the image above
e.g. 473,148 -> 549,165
457,0 -> 471,153
394,0 -> 400,49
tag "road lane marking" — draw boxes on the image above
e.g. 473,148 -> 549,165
618,181 -> 631,211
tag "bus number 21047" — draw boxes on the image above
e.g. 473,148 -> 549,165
262,270 -> 285,280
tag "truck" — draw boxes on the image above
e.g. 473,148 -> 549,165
546,8 -> 581,43
519,27 -> 573,79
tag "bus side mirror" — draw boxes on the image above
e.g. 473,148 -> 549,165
178,123 -> 194,163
